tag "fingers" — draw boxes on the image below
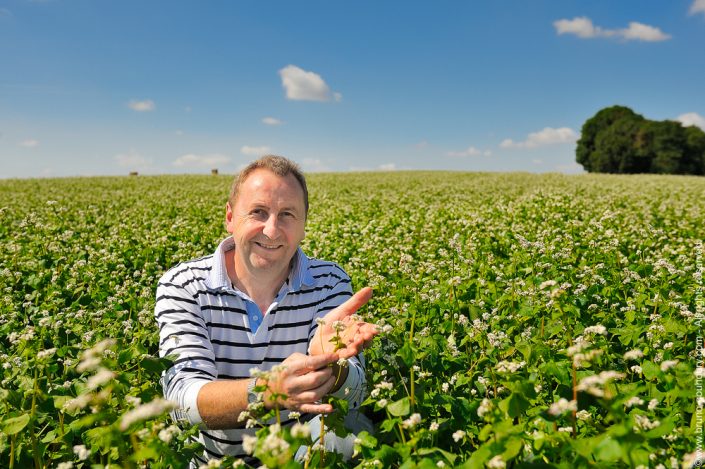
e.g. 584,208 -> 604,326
295,352 -> 337,373
323,287 -> 373,322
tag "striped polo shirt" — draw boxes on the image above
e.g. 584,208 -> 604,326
155,237 -> 366,465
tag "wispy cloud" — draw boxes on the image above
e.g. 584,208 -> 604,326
115,150 -> 153,169
262,117 -> 283,126
127,99 -> 155,112
302,158 -> 330,172
18,139 -> 39,148
173,153 -> 230,167
0,7 -> 13,18
676,112 -> 705,130
378,163 -> 396,171
690,0 -> 705,16
447,146 -> 491,157
241,145 -> 272,156
278,65 -> 339,102
554,17 -> 671,42
500,127 -> 578,149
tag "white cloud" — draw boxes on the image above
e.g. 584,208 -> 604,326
532,159 -> 543,165
555,162 -> 585,174
278,65 -> 339,102
262,117 -> 283,126
127,99 -> 155,112
690,0 -> 705,16
173,153 -> 230,167
554,17 -> 608,39
0,7 -> 13,18
18,139 -> 39,148
378,163 -> 396,171
676,112 -> 705,130
500,127 -> 578,149
414,140 -> 429,149
115,150 -> 152,168
621,22 -> 671,42
302,158 -> 330,172
240,145 -> 272,156
554,17 -> 670,42
448,146 -> 482,157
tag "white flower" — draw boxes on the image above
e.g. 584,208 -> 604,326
242,434 -> 257,454
576,410 -> 591,421
119,398 -> 178,430
648,399 -> 658,410
429,421 -> 439,431
495,360 -> 525,374
487,455 -> 506,468
548,398 -> 577,416
441,382 -> 449,393
37,348 -> 57,360
576,371 -> 625,397
57,463 -> 74,469
402,413 -> 422,429
87,368 -> 115,390
291,422 -> 310,439
660,360 -> 678,372
452,430 -> 466,442
73,444 -> 90,461
337,357 -> 348,367
583,325 -> 607,335
623,349 -> 644,361
477,398 -> 492,417
377,399 -> 388,408
539,280 -> 557,289
631,365 -> 642,374
558,426 -> 573,433
624,396 -> 644,408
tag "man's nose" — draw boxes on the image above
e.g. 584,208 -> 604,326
262,214 -> 279,238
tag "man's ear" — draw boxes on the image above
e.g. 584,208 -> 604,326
224,202 -> 234,233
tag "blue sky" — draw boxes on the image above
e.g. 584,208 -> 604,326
1,0 -> 704,178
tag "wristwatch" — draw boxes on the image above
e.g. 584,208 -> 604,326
247,377 -> 259,405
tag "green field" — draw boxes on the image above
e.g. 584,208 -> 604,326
0,172 -> 703,468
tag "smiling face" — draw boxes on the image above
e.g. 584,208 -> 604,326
225,168 -> 306,284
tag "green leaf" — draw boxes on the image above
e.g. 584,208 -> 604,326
499,392 -> 529,418
2,413 -> 30,435
398,342 -> 415,368
387,397 -> 410,417
594,437 -> 622,462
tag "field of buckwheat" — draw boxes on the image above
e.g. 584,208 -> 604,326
0,171 -> 703,469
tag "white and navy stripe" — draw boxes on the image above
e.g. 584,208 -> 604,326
155,237 -> 366,464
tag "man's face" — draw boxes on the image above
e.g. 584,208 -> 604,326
225,168 -> 306,277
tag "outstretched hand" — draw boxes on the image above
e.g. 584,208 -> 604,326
310,287 -> 378,359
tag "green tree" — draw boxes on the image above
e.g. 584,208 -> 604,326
576,105 -> 705,175
576,106 -> 643,172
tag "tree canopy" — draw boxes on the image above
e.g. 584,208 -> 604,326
576,105 -> 705,175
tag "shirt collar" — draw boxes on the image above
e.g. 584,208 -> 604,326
205,237 -> 315,292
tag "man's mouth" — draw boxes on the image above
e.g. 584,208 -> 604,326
255,241 -> 282,250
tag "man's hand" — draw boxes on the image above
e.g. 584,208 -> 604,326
310,287 -> 378,359
264,352 -> 339,414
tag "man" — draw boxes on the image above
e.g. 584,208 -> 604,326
155,155 -> 377,466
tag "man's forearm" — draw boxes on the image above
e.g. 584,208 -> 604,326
196,379 -> 251,430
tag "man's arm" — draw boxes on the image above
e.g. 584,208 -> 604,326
197,352 -> 340,429
157,271 -> 344,430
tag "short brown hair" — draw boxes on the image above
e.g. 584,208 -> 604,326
229,155 -> 309,215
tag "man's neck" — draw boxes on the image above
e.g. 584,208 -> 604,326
226,254 -> 291,313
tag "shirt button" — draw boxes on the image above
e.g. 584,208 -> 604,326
253,315 -> 259,322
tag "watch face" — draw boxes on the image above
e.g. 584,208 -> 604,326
247,377 -> 258,404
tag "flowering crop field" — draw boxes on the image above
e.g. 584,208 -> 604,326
0,171 -> 703,468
